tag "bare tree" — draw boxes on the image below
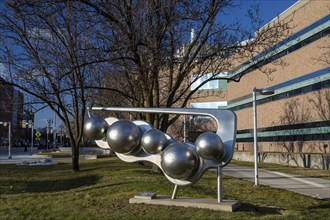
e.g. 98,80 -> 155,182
0,0 -> 105,171
79,0 -> 292,131
0,0 -> 293,171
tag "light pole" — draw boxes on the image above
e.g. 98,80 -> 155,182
253,87 -> 274,186
30,123 -> 34,154
46,120 -> 50,149
53,111 -> 56,150
0,122 -> 11,159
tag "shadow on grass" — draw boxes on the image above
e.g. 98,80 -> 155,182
237,203 -> 284,215
82,165 -> 138,172
309,203 -> 330,209
23,175 -> 100,193
76,181 -> 136,193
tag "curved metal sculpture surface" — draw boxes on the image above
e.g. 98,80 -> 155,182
84,107 -> 237,202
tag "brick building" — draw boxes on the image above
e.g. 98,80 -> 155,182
188,0 -> 329,167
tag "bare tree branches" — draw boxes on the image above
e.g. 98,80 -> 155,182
77,0 -> 292,131
0,0 -> 294,170
0,0 -> 106,171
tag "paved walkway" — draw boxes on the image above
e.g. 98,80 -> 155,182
223,164 -> 330,200
0,147 -> 70,164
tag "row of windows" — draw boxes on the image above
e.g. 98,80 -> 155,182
228,67 -> 329,106
229,26 -> 330,81
229,79 -> 330,112
237,120 -> 330,135
189,22 -> 329,93
236,133 -> 330,143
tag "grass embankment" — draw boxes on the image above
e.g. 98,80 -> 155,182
231,160 -> 330,180
0,158 -> 329,219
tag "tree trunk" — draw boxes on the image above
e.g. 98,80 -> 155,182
71,144 -> 80,172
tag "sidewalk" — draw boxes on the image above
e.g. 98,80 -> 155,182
223,164 -> 330,201
0,146 -> 101,164
0,147 -> 68,164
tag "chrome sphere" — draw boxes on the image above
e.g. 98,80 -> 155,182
106,120 -> 141,154
195,132 -> 224,161
84,117 -> 108,140
161,142 -> 199,180
141,129 -> 167,154
164,134 -> 176,146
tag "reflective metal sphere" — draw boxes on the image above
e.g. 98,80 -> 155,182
133,120 -> 153,135
161,142 -> 199,180
141,129 -> 167,154
164,134 -> 176,147
195,132 -> 224,161
84,117 -> 108,140
106,120 -> 141,154
95,117 -> 118,149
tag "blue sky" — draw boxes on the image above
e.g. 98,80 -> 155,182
221,0 -> 298,29
33,0 -> 298,128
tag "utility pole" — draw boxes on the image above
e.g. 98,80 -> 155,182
53,111 -> 56,149
0,122 -> 11,159
46,119 -> 52,149
8,122 -> 11,159
30,123 -> 34,154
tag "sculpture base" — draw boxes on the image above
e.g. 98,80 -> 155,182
129,194 -> 241,212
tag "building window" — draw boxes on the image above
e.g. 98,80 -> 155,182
191,73 -> 227,91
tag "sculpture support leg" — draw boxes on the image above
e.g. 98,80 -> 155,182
217,166 -> 222,203
171,184 -> 179,199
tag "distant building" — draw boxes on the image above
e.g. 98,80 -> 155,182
0,77 -> 25,144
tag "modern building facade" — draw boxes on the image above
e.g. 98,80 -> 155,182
188,0 -> 329,168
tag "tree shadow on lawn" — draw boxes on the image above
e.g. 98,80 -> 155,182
22,175 -> 100,193
75,180 -> 136,193
308,202 -> 330,209
237,203 -> 285,216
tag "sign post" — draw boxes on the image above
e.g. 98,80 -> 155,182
35,131 -> 41,141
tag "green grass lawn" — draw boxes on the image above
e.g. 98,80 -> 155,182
0,158 -> 329,220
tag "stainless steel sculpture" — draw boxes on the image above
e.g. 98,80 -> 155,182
85,106 -> 237,203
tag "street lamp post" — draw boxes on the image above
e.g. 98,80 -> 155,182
46,119 -> 52,149
253,87 -> 274,186
30,123 -> 34,154
8,122 -> 11,159
53,111 -> 56,150
24,122 -> 28,152
0,122 -> 11,159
